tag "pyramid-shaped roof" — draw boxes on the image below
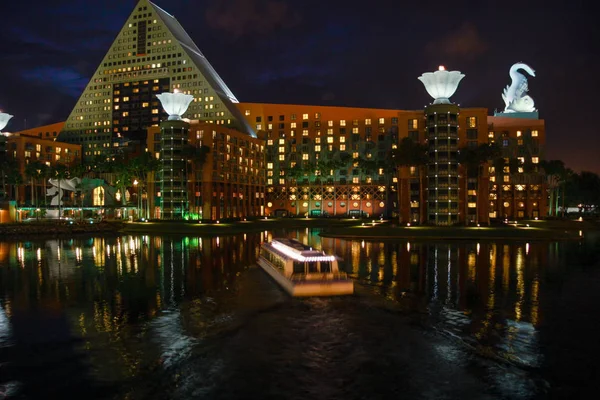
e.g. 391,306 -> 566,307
61,0 -> 255,158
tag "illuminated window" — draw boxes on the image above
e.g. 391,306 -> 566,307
291,122 -> 297,128
245,110 -> 250,116
315,113 -> 321,119
340,144 -> 346,151
327,129 -> 333,134
532,157 -> 539,164
378,118 -> 385,124
340,120 -> 346,126
267,163 -> 273,169
315,145 -> 321,152
279,138 -> 285,144
516,185 -> 525,191
267,139 -> 273,145
303,114 -> 309,120
410,166 -> 416,176
516,130 -> 522,137
267,179 -> 273,185
340,137 -> 346,143
302,154 -> 309,160
122,112 -> 129,117
315,137 -> 321,144
488,131 -> 494,138
468,202 -> 477,208
532,130 -> 538,137
409,119 -> 418,129
327,137 -> 334,143
302,130 -> 309,136
467,117 -> 477,128
352,177 -> 359,183
352,127 -> 359,134
328,120 -> 333,127
279,178 -> 285,185
279,155 -> 285,161
503,175 -> 510,182
352,152 -> 359,158
279,147 -> 285,153
365,119 -> 371,125
152,109 -> 159,114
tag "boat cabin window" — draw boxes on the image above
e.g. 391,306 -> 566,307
320,261 -> 332,273
293,261 -> 304,274
308,262 -> 318,273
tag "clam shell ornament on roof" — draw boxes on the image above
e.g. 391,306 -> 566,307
156,92 -> 194,121
0,113 -> 13,132
418,67 -> 465,104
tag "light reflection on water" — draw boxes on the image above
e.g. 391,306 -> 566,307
0,229 -> 599,399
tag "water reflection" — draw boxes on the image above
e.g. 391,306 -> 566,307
0,230 -> 599,398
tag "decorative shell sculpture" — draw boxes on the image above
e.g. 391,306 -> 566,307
0,113 -> 13,132
418,66 -> 465,104
156,92 -> 194,121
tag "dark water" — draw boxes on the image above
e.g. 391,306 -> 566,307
1,230 -> 599,399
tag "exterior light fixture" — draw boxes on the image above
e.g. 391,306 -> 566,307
156,92 -> 194,121
418,67 -> 465,104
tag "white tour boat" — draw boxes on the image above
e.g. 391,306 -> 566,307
258,238 -> 354,297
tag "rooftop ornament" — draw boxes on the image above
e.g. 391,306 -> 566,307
0,112 -> 13,135
156,92 -> 194,121
418,66 -> 465,104
501,62 -> 536,113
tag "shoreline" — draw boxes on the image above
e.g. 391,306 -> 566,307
0,218 -> 595,241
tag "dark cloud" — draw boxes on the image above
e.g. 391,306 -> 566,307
425,23 -> 488,62
205,0 -> 301,38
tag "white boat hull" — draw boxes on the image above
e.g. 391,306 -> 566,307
257,258 -> 354,297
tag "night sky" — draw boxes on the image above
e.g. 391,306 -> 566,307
1,0 -> 598,173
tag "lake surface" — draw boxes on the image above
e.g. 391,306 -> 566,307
1,229 -> 599,399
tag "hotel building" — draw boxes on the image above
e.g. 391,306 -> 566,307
9,0 -> 547,223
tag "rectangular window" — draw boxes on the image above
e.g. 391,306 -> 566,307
365,118 -> 371,125
340,120 -> 346,126
303,113 -> 309,120
379,118 -> 385,124
532,157 -> 539,164
279,155 -> 285,161
467,117 -> 477,128
531,130 -> 538,137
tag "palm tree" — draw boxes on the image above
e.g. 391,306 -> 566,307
301,161 -> 315,216
0,157 -> 18,200
357,157 -> 377,217
25,161 -> 39,207
287,163 -> 303,216
337,151 -> 353,216
181,144 -> 209,218
458,143 -> 499,225
540,159 -> 566,217
391,138 -> 428,223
